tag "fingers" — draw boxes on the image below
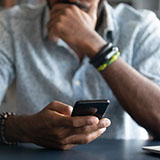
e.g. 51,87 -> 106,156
42,101 -> 110,150
38,127 -> 105,150
50,118 -> 110,139
48,4 -> 79,42
33,137 -> 76,150
34,101 -> 111,150
88,0 -> 99,21
46,101 -> 110,130
35,118 -> 110,150
63,128 -> 106,145
36,127 -> 106,150
74,118 -> 111,134
47,101 -> 110,129
98,118 -> 111,128
46,101 -> 99,127
57,115 -> 99,127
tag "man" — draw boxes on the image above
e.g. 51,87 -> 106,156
1,0 -> 17,8
0,0 -> 160,150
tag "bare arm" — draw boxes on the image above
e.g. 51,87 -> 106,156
101,57 -> 160,137
47,1 -> 160,137
4,101 -> 110,150
84,36 -> 160,137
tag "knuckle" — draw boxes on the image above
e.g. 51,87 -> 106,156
71,119 -> 77,127
64,8 -> 71,15
55,22 -> 62,32
52,129 -> 66,139
70,5 -> 77,11
83,126 -> 89,133
50,101 -> 57,106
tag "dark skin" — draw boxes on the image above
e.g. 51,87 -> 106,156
5,101 -> 110,150
46,0 -> 160,137
4,0 -> 160,150
4,2 -> 110,150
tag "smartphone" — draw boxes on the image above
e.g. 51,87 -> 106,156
71,99 -> 110,119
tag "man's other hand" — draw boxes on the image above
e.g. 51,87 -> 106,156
47,0 -> 106,59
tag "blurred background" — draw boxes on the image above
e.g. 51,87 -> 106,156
0,0 -> 160,17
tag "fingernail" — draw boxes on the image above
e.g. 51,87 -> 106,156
101,119 -> 111,127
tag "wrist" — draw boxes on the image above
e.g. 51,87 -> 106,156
76,31 -> 107,58
4,115 -> 33,143
90,43 -> 120,72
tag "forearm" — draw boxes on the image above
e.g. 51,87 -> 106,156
77,31 -> 160,137
101,57 -> 160,137
46,1 -> 160,137
4,115 -> 33,143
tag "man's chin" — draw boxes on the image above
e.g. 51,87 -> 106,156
47,0 -> 90,11
47,0 -> 103,13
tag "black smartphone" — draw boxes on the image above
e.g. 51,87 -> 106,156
71,99 -> 110,119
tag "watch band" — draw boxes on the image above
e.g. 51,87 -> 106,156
90,43 -> 120,72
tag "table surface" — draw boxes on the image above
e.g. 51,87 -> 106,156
0,139 -> 160,160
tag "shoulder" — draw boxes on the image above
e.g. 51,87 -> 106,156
0,3 -> 47,20
0,3 -> 48,31
114,3 -> 157,20
0,3 -> 49,45
113,3 -> 159,27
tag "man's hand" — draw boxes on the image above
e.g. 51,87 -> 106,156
47,0 -> 106,59
5,101 -> 110,150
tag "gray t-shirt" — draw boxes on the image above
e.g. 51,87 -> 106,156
0,2 -> 160,139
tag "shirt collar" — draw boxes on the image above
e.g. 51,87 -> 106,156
105,1 -> 114,31
97,1 -> 114,42
43,1 -> 49,38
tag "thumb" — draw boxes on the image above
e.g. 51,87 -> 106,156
46,101 -> 73,116
88,0 -> 100,22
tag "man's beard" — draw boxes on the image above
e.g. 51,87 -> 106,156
46,0 -> 90,11
46,0 -> 104,13
46,0 -> 105,31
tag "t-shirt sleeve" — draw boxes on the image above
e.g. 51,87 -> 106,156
132,11 -> 160,86
0,17 -> 15,104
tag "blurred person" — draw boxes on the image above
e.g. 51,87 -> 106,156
0,0 -> 160,150
2,0 -> 17,8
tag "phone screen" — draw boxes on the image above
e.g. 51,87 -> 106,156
71,99 -> 110,119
